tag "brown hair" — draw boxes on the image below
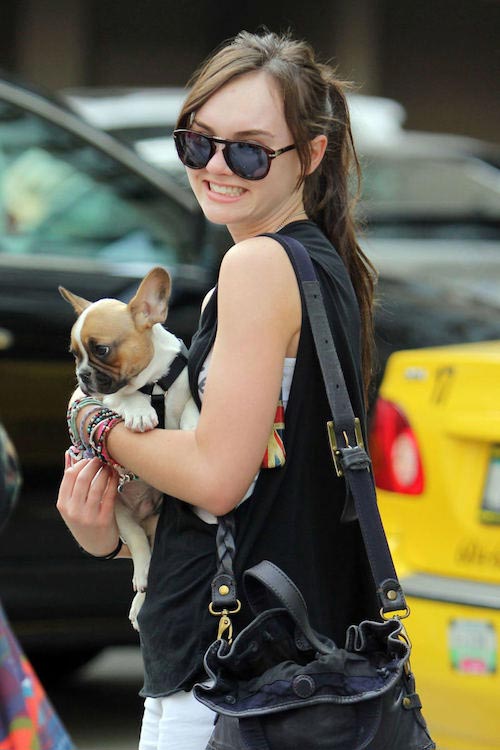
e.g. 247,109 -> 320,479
177,30 -> 377,401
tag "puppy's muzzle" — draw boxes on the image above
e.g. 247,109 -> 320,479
78,366 -> 125,396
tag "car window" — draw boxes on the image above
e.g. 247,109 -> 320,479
360,153 -> 500,235
0,100 -> 197,265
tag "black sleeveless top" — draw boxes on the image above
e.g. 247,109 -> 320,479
138,221 -> 380,697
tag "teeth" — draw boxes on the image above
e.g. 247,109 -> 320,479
210,183 -> 244,196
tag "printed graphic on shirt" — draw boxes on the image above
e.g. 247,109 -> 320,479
261,399 -> 286,469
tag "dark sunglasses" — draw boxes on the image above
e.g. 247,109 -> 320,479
173,129 -> 296,181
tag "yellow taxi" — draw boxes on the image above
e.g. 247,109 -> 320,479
370,341 -> 500,750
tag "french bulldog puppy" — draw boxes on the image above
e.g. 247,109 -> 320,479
60,267 -> 198,629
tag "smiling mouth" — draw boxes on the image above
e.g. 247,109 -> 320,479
208,182 -> 245,197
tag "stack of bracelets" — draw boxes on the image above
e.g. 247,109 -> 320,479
67,396 -> 125,470
66,396 -> 126,559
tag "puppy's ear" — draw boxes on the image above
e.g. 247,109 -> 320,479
59,286 -> 92,316
128,267 -> 171,331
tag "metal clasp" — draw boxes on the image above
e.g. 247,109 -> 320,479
380,604 -> 411,621
327,417 -> 364,477
208,600 -> 241,644
396,618 -> 413,676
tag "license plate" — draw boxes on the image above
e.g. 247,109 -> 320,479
449,619 -> 497,674
481,447 -> 500,524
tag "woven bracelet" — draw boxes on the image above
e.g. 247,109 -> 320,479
67,397 -> 102,447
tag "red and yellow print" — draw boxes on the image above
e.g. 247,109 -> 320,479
261,400 -> 285,469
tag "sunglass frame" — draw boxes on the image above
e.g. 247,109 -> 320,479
173,129 -> 296,180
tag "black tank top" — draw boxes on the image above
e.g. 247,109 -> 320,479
138,221 -> 379,697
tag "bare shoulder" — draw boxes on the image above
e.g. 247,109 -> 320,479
216,236 -> 301,352
222,234 -> 293,266
219,235 -> 299,296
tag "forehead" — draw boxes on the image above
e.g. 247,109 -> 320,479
75,299 -> 133,341
195,71 -> 288,139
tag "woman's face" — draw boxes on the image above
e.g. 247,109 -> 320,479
185,71 -> 304,240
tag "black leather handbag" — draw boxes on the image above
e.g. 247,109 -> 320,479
194,235 -> 435,750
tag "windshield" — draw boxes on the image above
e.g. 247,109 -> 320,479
360,152 -> 500,237
0,99 -> 199,266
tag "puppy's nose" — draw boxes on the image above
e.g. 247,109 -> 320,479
79,369 -> 92,386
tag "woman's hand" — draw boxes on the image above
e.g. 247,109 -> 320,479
57,453 -> 122,557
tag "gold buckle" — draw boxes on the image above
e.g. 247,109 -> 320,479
396,619 -> 413,676
208,600 -> 241,644
380,605 -> 411,621
327,418 -> 364,477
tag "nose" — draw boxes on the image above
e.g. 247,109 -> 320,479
79,368 -> 92,386
205,142 -> 232,175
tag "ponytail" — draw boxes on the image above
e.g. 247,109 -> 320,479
303,75 -> 378,402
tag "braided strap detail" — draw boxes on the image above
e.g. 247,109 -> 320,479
216,515 -> 236,579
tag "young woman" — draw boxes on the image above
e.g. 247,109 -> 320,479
57,30 -> 379,750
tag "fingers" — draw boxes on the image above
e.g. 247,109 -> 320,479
100,469 -> 120,514
58,457 -> 91,507
58,457 -> 99,503
56,457 -> 121,555
58,458 -> 117,519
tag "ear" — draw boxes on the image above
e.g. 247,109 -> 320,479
59,286 -> 92,316
128,267 -> 171,331
306,134 -> 328,176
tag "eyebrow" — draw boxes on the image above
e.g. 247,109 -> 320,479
192,118 -> 274,140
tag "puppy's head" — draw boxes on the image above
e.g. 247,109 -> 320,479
59,267 -> 171,396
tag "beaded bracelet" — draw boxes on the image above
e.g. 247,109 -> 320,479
88,415 -> 124,467
86,407 -> 116,439
78,538 -> 123,560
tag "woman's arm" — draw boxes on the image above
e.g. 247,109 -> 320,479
105,236 -> 301,516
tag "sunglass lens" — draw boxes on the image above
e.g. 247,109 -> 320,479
177,132 -> 213,169
227,141 -> 269,180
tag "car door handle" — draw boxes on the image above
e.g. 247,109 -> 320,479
0,328 -> 14,351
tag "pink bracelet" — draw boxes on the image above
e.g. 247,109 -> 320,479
99,417 -> 124,467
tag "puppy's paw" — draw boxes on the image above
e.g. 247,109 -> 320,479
125,407 -> 158,433
133,560 -> 150,593
104,393 -> 158,433
129,591 -> 146,631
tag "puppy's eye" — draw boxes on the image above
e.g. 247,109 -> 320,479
92,344 -> 111,358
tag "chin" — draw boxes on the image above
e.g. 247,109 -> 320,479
202,199 -> 248,227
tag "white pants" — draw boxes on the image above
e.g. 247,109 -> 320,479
138,690 -> 215,750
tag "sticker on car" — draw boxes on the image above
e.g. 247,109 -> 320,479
448,619 -> 497,674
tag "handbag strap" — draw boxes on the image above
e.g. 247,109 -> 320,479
243,560 -> 332,654
209,235 -> 407,641
277,234 -> 406,614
